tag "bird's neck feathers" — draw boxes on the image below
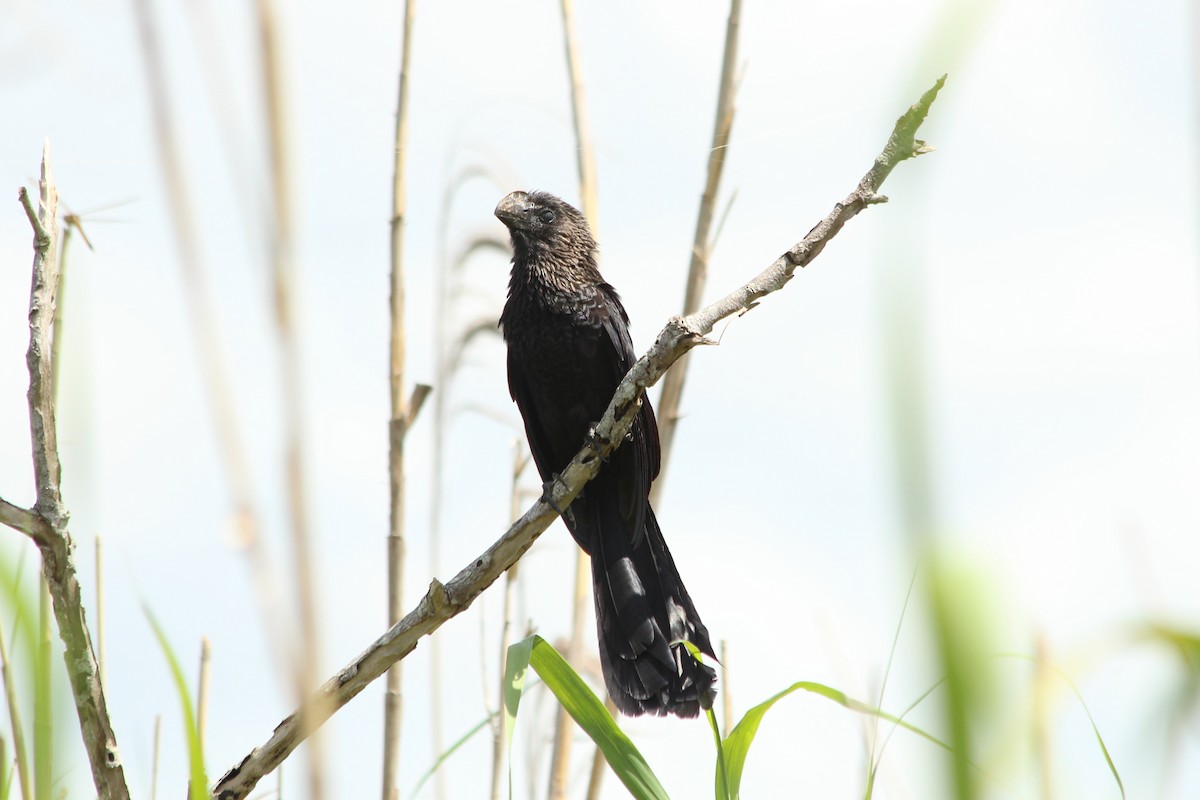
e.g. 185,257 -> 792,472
507,230 -> 602,304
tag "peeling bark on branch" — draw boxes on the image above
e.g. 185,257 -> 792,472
211,74 -> 946,800
5,149 -> 131,800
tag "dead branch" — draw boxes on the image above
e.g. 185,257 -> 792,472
3,146 -> 131,799
210,74 -> 946,800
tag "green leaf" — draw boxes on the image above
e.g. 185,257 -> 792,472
0,736 -> 9,800
144,608 -> 207,800
998,653 -> 1126,800
0,551 -> 37,800
723,681 -> 958,799
501,635 -> 534,800
505,635 -> 670,800
705,705 -> 729,800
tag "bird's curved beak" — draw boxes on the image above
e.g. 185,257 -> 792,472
495,191 -> 531,230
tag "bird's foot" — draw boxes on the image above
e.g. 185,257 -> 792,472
586,425 -> 611,459
541,476 -> 569,516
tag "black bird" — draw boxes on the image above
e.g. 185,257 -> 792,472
495,190 -> 717,718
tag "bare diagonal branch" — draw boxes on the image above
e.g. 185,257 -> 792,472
211,74 -> 946,800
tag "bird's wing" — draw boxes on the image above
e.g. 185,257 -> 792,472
593,284 -> 662,539
506,354 -> 560,483
594,283 -> 660,471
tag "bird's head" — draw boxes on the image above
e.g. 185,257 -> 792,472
494,190 -> 594,255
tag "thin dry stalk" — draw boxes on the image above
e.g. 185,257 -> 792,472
51,225 -> 69,401
53,207 -> 98,399
197,638 -> 213,747
548,559 -> 587,800
181,0 -> 264,244
4,147 -> 131,799
129,0 -> 289,684
559,0 -> 598,228
552,0 -> 601,794
96,536 -> 105,687
384,1 -> 418,797
150,714 -> 162,800
652,0 -> 742,504
0,613 -> 32,800
491,443 -> 529,800
429,165 -> 515,800
253,2 -> 326,797
210,77 -> 945,800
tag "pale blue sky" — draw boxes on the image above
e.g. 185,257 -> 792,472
2,0 -> 1198,797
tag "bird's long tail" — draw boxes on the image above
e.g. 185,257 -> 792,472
589,503 -> 717,718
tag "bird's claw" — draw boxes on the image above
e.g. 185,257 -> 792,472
542,476 -> 569,516
587,425 -> 611,459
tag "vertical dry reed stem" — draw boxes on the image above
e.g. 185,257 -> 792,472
384,2 -> 417,797
197,638 -> 213,747
552,0 -> 600,795
651,0 -> 741,504
51,227 -> 69,404
129,0 -> 289,684
253,1 -> 326,797
151,715 -> 162,800
96,536 -> 105,687
560,0 -> 598,229
491,443 -> 528,800
428,166 -> 514,800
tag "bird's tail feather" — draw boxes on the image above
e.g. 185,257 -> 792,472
589,503 -> 717,718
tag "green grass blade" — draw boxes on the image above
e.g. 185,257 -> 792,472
865,677 -> 945,800
0,736 -> 8,800
998,653 -> 1126,799
706,705 -> 728,800
724,681 -> 963,799
0,555 -> 36,800
865,565 -> 919,799
722,682 -> 797,800
411,713 -> 494,798
0,616 -> 30,800
144,609 -> 207,800
506,635 -> 670,800
1072,686 -> 1124,800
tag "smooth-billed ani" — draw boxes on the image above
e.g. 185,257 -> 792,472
495,190 -> 717,718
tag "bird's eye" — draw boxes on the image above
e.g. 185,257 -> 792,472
538,209 -> 555,224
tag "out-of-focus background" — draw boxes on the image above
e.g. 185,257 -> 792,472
2,0 -> 1198,797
